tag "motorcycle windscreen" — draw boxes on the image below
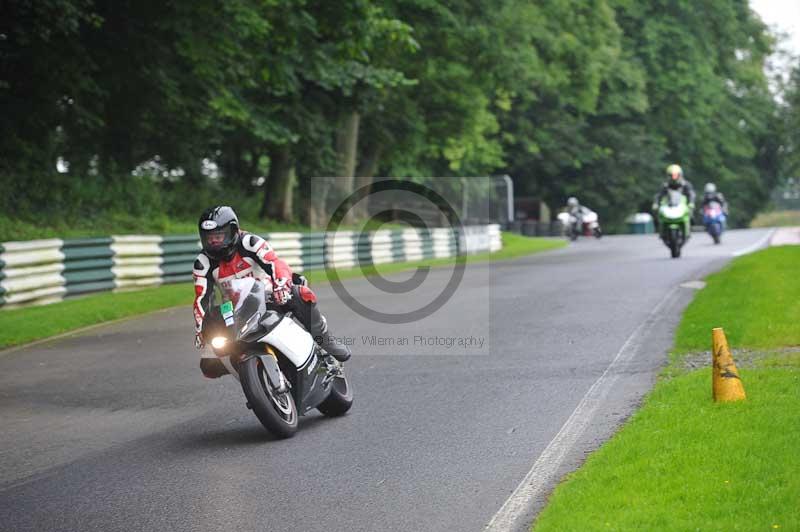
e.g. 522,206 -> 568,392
261,316 -> 315,368
226,278 -> 267,338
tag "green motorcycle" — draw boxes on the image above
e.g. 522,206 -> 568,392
658,189 -> 691,259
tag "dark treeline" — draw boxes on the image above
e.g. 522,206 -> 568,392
1,0 -> 798,233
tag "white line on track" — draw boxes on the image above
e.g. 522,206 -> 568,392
732,228 -> 776,257
484,285 -> 683,532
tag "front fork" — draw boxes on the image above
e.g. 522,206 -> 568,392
239,346 -> 289,394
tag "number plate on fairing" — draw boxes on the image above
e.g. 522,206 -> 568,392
221,301 -> 234,326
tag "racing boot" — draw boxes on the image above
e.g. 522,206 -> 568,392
313,315 -> 351,362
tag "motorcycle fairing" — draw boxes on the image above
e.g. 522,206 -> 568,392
259,314 -> 315,368
294,349 -> 332,414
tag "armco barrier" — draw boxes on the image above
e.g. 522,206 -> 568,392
0,224 -> 501,309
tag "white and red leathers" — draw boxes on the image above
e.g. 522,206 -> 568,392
192,231 -> 351,378
192,231 -> 291,334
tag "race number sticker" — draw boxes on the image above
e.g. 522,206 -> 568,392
221,301 -> 234,326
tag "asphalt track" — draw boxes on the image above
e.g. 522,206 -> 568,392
0,229 -> 772,532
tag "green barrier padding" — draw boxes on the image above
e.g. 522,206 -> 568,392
64,280 -> 116,295
161,235 -> 199,243
161,241 -> 200,255
162,273 -> 192,284
63,269 -> 115,284
161,252 -> 198,265
62,258 -> 114,272
61,238 -> 114,260
390,232 -> 406,263
162,262 -> 193,276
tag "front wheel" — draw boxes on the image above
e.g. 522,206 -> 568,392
240,356 -> 298,438
710,223 -> 722,244
593,227 -> 603,239
669,228 -> 681,259
318,373 -> 353,417
568,226 -> 578,241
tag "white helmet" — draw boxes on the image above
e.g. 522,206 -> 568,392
704,183 -> 717,194
567,197 -> 579,208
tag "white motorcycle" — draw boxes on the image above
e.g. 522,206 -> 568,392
204,277 -> 353,438
557,208 -> 603,241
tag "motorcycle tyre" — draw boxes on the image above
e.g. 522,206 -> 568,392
318,373 -> 354,417
240,356 -> 298,438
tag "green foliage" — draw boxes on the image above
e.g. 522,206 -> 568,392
0,0 -> 789,231
782,66 -> 800,178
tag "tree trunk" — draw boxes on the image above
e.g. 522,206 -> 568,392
351,143 -> 382,221
259,145 -> 291,219
267,162 -> 296,222
335,111 -> 360,225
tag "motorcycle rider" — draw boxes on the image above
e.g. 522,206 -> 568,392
652,164 -> 696,233
193,206 -> 351,379
701,183 -> 728,215
565,196 -> 584,230
565,196 -> 599,230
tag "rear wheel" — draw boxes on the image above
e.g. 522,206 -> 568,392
240,356 -> 298,438
318,372 -> 353,417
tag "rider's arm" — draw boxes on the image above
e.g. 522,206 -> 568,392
718,192 -> 729,213
684,182 -> 696,206
653,185 -> 667,208
192,253 -> 214,335
239,233 -> 293,280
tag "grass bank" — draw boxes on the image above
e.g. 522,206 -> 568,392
749,209 -> 800,228
674,246 -> 800,353
0,232 -> 564,349
532,245 -> 800,531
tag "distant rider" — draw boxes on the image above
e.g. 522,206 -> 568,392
565,196 -> 591,225
701,183 -> 728,215
652,164 -> 696,232
192,206 -> 351,379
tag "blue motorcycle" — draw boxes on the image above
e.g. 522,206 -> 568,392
702,201 -> 726,245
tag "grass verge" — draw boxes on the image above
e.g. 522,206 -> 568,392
673,246 -> 800,353
0,232 -> 564,350
532,245 -> 800,532
749,209 -> 800,228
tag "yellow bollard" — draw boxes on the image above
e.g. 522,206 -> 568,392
711,328 -> 746,402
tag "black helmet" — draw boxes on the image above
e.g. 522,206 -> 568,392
198,206 -> 240,260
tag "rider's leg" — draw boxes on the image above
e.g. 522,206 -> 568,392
287,285 -> 351,362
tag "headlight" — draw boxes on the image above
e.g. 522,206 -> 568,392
211,336 -> 228,349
